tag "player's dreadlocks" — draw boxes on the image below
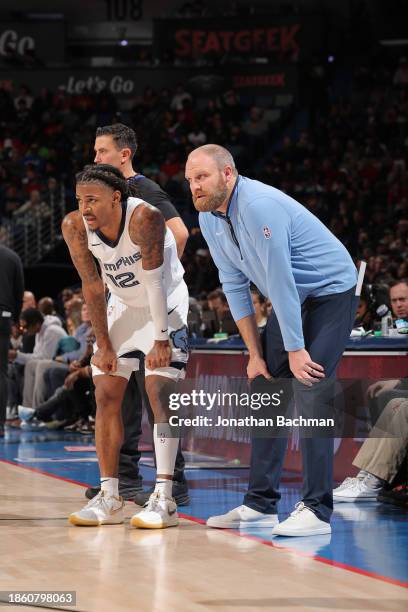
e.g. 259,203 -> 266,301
76,164 -> 130,199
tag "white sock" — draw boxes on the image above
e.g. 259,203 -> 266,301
154,479 -> 173,498
153,423 -> 179,495
100,477 -> 119,497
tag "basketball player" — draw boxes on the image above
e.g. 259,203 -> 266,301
87,123 -> 190,507
62,164 -> 189,528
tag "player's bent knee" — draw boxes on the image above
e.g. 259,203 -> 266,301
94,376 -> 127,411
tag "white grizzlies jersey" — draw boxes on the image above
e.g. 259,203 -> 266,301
84,197 -> 185,309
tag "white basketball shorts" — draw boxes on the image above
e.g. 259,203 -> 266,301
92,281 -> 189,381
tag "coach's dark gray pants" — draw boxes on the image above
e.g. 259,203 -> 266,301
244,286 -> 358,523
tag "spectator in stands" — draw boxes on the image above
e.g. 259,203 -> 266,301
64,296 -> 84,333
207,288 -> 229,320
187,124 -> 207,148
207,288 -> 239,335
6,289 -> 38,418
333,379 -> 408,505
242,106 -> 269,158
390,279 -> 408,322
185,248 -> 219,297
14,85 -> 33,110
13,189 -> 50,221
19,330 -> 95,432
9,324 -> 23,351
224,125 -> 248,169
171,83 -> 192,111
61,288 -> 74,305
55,302 -> 91,365
8,308 -> 66,410
250,287 -> 268,332
18,301 -> 91,412
22,291 -> 36,311
43,177 -> 62,206
354,285 -> 374,331
38,297 -> 57,317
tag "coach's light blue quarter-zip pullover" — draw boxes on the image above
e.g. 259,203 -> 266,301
199,176 -> 357,351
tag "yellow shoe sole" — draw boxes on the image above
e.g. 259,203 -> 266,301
68,514 -> 124,526
130,515 -> 179,529
68,514 -> 100,526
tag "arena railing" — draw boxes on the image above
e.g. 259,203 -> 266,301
1,188 -> 66,266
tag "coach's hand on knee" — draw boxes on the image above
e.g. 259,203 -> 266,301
288,348 -> 324,387
247,354 -> 273,381
146,340 -> 172,370
91,346 -> 117,374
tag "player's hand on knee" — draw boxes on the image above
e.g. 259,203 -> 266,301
288,348 -> 325,387
91,346 -> 117,374
247,355 -> 273,381
146,340 -> 172,370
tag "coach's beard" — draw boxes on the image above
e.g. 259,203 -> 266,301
193,182 -> 228,212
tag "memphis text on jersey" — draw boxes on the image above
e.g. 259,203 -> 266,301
102,252 -> 141,289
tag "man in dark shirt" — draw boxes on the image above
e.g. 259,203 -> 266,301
85,123 -> 190,505
0,244 -> 24,435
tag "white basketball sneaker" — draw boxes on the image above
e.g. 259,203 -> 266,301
68,491 -> 125,526
333,473 -> 382,502
272,502 -> 331,537
206,505 -> 279,529
130,491 -> 178,529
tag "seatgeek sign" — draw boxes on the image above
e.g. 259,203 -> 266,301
154,16 -> 324,61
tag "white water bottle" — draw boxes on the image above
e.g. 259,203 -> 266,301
377,304 -> 392,336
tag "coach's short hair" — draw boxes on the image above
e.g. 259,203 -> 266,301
95,123 -> 138,159
192,144 -> 238,175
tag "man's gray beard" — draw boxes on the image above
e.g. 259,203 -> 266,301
195,185 -> 228,212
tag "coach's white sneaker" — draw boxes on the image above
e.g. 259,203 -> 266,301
130,492 -> 179,529
206,505 -> 279,529
68,491 -> 125,526
333,473 -> 382,502
272,502 -> 331,537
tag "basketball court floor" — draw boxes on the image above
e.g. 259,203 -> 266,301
1,429 -> 407,611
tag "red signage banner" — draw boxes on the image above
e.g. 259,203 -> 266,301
154,16 -> 324,62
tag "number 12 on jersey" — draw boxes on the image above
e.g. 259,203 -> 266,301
105,272 -> 140,288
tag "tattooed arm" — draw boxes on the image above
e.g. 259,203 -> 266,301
62,211 -> 116,374
130,203 -> 171,370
